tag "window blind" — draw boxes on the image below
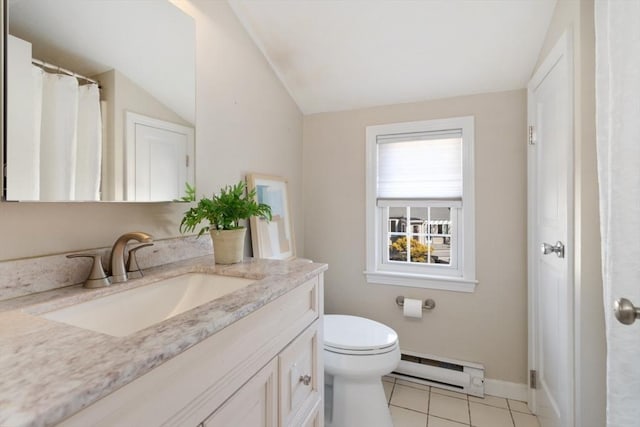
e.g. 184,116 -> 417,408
377,130 -> 463,200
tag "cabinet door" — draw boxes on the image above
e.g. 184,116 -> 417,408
202,358 -> 278,427
279,322 -> 321,426
299,398 -> 321,427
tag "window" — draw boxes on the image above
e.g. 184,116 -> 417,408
365,117 -> 476,292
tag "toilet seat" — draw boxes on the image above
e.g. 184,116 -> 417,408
324,315 -> 399,355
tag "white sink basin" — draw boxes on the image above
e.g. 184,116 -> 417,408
40,273 -> 255,337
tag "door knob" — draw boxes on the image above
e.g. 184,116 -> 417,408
540,241 -> 565,258
614,298 -> 640,325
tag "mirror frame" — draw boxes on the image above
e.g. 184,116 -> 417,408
0,0 -> 196,203
1,0 -> 5,201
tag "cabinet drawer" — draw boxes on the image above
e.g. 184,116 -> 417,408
279,321 -> 320,426
202,358 -> 278,427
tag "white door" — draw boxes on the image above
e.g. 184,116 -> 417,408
527,32 -> 574,427
125,112 -> 195,201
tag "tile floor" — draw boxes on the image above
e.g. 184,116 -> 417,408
382,376 -> 540,427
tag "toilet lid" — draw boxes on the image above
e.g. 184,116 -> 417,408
324,315 -> 398,353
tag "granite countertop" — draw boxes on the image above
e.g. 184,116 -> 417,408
0,256 -> 327,427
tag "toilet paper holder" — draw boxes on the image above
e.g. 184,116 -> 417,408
395,296 -> 436,310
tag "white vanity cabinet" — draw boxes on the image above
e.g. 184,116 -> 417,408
200,358 -> 278,427
202,323 -> 320,427
60,274 -> 323,427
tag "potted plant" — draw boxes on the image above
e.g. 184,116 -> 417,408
179,181 -> 272,264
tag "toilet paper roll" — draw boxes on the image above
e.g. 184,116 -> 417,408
403,298 -> 423,319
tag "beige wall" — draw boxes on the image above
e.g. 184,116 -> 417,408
303,89 -> 528,383
533,0 -> 605,424
0,0 -> 302,261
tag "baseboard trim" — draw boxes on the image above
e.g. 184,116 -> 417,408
484,379 -> 528,401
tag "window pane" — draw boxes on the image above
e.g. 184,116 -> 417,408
410,207 -> 428,232
409,237 -> 430,263
389,207 -> 406,232
386,205 -> 454,266
431,207 -> 450,221
388,235 -> 408,262
406,207 -> 429,263
410,207 -> 429,226
429,207 -> 451,264
388,207 -> 408,262
389,236 -> 431,263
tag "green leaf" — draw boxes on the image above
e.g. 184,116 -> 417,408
179,180 -> 272,236
174,182 -> 196,202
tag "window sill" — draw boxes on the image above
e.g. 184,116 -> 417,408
363,270 -> 478,293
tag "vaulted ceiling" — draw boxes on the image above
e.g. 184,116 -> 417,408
230,0 -> 557,114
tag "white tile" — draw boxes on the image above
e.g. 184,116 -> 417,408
428,415 -> 469,427
390,405 -> 428,427
383,375 -> 396,383
431,387 -> 468,400
429,393 -> 470,424
384,380 -> 394,402
469,402 -> 513,427
512,412 -> 539,427
468,394 -> 508,409
390,384 -> 429,413
508,399 -> 532,414
397,378 -> 430,390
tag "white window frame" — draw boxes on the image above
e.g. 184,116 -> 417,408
364,116 -> 477,292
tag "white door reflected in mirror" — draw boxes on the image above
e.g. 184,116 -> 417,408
125,113 -> 194,202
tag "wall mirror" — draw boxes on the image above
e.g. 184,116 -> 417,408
2,0 -> 196,202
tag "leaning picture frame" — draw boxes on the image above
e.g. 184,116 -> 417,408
246,174 -> 296,260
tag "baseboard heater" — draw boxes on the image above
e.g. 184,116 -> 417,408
392,350 -> 485,397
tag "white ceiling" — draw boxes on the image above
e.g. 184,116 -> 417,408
230,0 -> 557,114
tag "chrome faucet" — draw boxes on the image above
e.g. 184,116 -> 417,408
109,232 -> 153,283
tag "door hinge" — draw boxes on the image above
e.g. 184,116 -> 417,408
530,369 -> 537,389
528,125 -> 536,145
186,155 -> 190,167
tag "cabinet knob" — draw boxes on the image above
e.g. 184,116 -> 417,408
299,374 -> 312,386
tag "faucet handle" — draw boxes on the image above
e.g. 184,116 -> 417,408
126,243 -> 154,279
66,253 -> 111,288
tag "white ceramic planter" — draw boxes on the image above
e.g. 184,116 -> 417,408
210,228 -> 246,264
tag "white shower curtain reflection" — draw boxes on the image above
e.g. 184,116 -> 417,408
39,73 -> 78,201
75,84 -> 102,200
595,2 -> 640,426
34,70 -> 102,201
28,66 -> 43,199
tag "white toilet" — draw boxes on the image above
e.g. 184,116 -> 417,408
324,314 -> 400,427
